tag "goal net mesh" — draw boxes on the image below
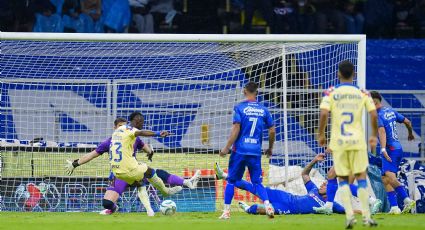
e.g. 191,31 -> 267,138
0,37 -> 359,212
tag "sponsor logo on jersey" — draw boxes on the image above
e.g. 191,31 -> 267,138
243,106 -> 265,116
333,93 -> 362,101
384,111 -> 396,120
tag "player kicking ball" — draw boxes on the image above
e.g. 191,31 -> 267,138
218,82 -> 276,219
318,60 -> 379,228
65,113 -> 200,215
215,154 -> 351,215
371,91 -> 416,214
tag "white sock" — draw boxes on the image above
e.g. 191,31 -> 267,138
325,201 -> 333,208
369,196 -> 377,204
264,200 -> 270,205
403,197 -> 412,204
224,204 -> 231,211
183,179 -> 191,187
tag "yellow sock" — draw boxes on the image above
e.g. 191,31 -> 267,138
339,183 -> 354,219
358,187 -> 371,219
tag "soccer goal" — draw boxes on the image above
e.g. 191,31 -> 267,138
0,32 -> 366,212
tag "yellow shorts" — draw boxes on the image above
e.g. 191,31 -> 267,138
113,162 -> 148,185
332,150 -> 369,176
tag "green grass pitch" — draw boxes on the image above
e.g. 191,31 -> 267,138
0,212 -> 424,230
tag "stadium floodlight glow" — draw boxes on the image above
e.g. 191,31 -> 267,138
0,32 -> 365,212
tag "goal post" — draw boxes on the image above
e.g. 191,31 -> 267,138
0,32 -> 366,212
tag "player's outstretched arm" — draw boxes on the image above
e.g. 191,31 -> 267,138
318,109 -> 329,147
301,153 -> 325,183
403,118 -> 415,141
378,127 -> 392,162
369,110 -> 378,153
65,150 -> 100,175
219,123 -> 241,157
265,126 -> 276,158
135,130 -> 171,138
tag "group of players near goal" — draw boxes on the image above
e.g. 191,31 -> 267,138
65,60 -> 416,228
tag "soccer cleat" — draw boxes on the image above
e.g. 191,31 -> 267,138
313,205 -> 333,215
370,199 -> 382,215
214,162 -> 226,180
264,203 -> 275,219
363,218 -> 378,227
345,216 -> 357,229
219,210 -> 230,219
388,206 -> 401,214
238,201 -> 250,212
99,205 -> 119,215
187,170 -> 201,189
401,200 -> 416,214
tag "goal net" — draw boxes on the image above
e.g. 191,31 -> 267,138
0,33 -> 365,212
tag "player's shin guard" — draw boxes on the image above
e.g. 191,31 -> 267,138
326,178 -> 338,208
357,179 -> 371,219
147,173 -> 170,196
254,184 -> 269,203
102,199 -> 116,212
224,183 -> 235,210
349,184 -> 358,197
339,181 -> 354,219
395,185 -> 409,201
387,191 -> 398,207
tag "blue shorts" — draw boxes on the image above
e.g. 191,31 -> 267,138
227,152 -> 262,184
381,148 -> 403,175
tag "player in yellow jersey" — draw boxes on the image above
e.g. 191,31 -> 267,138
318,60 -> 378,229
109,112 -> 182,196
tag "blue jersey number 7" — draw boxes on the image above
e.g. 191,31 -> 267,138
109,143 -> 123,162
341,112 -> 353,136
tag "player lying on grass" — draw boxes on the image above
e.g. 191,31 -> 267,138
65,114 -> 200,215
371,91 -> 416,214
314,164 -> 382,215
318,60 -> 378,228
215,153 -> 357,215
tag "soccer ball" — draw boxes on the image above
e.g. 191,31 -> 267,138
160,200 -> 177,216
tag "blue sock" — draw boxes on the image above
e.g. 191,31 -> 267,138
254,183 -> 269,202
350,184 -> 358,197
387,191 -> 398,207
327,178 -> 338,202
235,180 -> 255,194
224,183 -> 235,205
395,185 -> 408,201
357,179 -> 367,189
247,204 -> 259,215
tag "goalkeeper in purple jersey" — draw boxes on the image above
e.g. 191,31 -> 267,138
65,113 -> 201,216
370,91 -> 416,214
215,154 -> 356,215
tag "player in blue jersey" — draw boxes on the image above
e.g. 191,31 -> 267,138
215,154 -> 355,215
218,82 -> 276,219
370,91 -> 416,214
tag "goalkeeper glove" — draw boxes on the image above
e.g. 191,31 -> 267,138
146,144 -> 154,162
65,159 -> 80,175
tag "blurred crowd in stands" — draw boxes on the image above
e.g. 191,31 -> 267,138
1,0 -> 425,38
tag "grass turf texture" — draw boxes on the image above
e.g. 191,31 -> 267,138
0,212 -> 424,230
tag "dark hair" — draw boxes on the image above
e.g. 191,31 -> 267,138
129,111 -> 143,122
338,60 -> 354,79
370,91 -> 382,102
244,81 -> 258,94
114,117 -> 127,126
